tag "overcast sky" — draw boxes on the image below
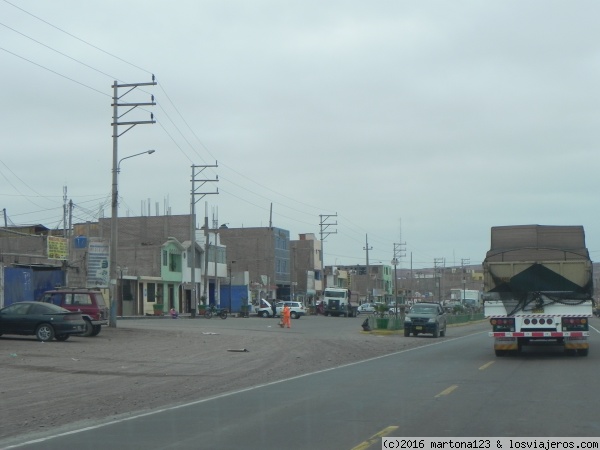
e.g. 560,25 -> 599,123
2,0 -> 600,270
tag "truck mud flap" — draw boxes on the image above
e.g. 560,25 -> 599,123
494,337 -> 518,351
564,337 -> 589,350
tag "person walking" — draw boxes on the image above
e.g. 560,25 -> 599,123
282,304 -> 291,329
271,300 -> 277,318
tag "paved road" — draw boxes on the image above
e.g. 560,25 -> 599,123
4,318 -> 600,449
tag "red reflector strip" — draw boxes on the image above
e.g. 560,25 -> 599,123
490,331 -> 588,337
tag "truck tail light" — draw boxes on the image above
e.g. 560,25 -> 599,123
491,318 -> 515,332
562,317 -> 588,331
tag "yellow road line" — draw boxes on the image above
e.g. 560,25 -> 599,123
479,361 -> 495,370
351,425 -> 399,450
435,384 -> 458,398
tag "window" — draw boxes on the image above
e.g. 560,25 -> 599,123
5,303 -> 31,315
29,303 -> 50,315
46,293 -> 63,306
73,294 -> 92,305
162,250 -> 168,266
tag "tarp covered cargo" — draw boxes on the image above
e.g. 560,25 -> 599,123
483,225 -> 593,301
485,225 -> 589,262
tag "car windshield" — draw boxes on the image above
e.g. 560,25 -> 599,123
410,306 -> 437,314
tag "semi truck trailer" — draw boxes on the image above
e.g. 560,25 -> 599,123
483,225 -> 593,356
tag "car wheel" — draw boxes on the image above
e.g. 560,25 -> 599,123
35,324 -> 55,342
290,311 -> 298,319
55,334 -> 70,341
91,325 -> 101,336
81,320 -> 94,337
440,326 -> 446,337
412,331 -> 418,336
432,327 -> 439,338
578,348 -> 589,357
404,328 -> 410,337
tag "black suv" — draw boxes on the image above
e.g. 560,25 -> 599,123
39,288 -> 109,337
404,302 -> 447,338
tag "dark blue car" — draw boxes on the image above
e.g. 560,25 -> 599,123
0,301 -> 86,342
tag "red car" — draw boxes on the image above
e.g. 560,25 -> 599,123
39,288 -> 109,337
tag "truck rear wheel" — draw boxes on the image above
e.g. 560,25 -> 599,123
578,348 -> 589,356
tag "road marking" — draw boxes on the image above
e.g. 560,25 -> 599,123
479,361 -> 494,370
7,330 -> 487,448
351,426 -> 399,450
435,384 -> 458,398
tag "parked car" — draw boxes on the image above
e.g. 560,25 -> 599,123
256,300 -> 306,318
276,301 -> 306,319
357,303 -> 376,314
38,288 -> 109,337
256,299 -> 278,318
0,301 -> 86,342
403,302 -> 447,338
387,306 -> 405,315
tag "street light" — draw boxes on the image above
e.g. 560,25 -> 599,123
118,149 -> 155,172
109,149 -> 156,328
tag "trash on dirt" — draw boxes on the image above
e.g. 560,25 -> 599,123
227,349 -> 249,352
9,353 -> 17,357
71,358 -> 80,361
202,332 -> 219,335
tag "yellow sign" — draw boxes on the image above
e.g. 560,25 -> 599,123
47,236 -> 68,260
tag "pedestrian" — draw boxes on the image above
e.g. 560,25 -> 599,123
169,308 -> 178,319
282,304 -> 291,328
317,300 -> 324,315
271,300 -> 277,318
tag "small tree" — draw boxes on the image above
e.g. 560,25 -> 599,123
375,303 -> 388,318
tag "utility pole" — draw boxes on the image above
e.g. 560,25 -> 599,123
364,234 -> 372,302
291,245 -> 296,302
189,163 -> 218,316
461,257 -> 470,305
392,241 -> 406,304
109,77 -> 156,328
319,213 -> 337,284
212,207 -> 219,308
434,258 -> 445,302
63,186 -> 68,238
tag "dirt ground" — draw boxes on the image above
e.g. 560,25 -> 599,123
0,315 -> 477,445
